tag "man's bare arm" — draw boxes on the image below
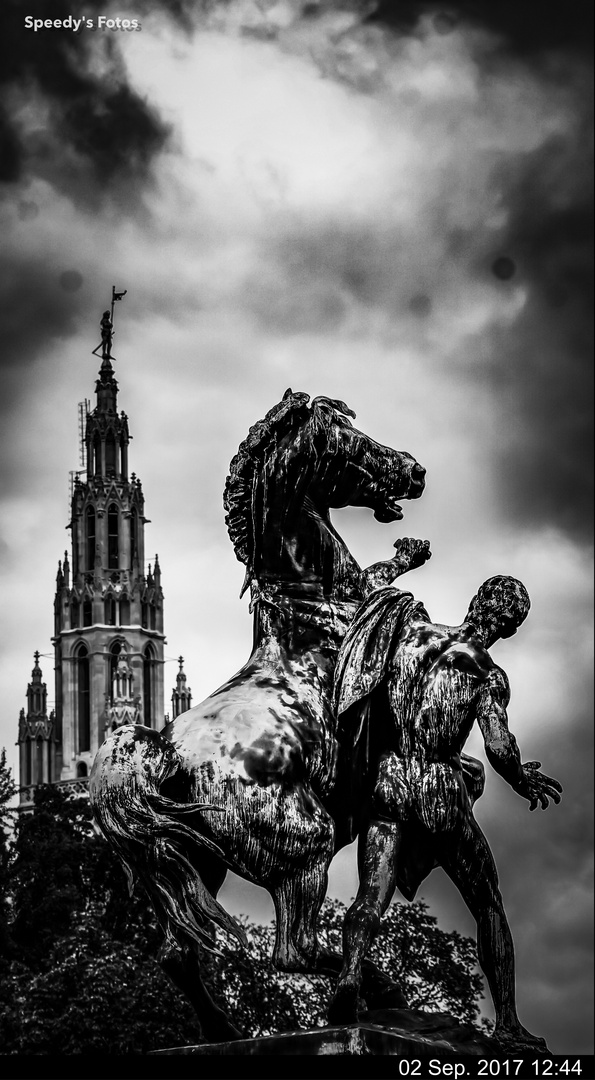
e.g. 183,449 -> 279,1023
477,669 -> 563,810
361,538 -> 431,594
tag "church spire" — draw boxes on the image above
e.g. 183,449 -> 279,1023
171,656 -> 192,719
18,652 -> 55,792
24,293 -> 167,806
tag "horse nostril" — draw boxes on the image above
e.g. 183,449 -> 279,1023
412,464 -> 426,480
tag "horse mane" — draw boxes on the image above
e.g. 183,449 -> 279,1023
223,389 -> 310,589
223,390 -> 356,596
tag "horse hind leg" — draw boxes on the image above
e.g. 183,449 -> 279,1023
272,860 -> 330,974
271,860 -> 407,1018
159,851 -> 243,1044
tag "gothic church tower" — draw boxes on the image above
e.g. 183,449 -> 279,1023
18,326 -> 169,805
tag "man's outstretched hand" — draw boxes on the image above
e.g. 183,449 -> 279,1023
392,537 -> 432,571
362,538 -> 431,593
518,761 -> 563,811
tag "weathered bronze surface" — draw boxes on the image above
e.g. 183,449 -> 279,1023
328,575 -> 562,1053
90,390 -> 428,1041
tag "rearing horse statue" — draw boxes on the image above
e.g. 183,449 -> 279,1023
90,390 -> 427,1040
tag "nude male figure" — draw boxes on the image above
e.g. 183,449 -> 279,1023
329,575 -> 562,1051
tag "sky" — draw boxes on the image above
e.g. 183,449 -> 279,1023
0,0 -> 592,1055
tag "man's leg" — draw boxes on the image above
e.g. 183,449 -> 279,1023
439,815 -> 547,1050
328,817 -> 401,1025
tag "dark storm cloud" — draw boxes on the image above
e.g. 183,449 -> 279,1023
231,1 -> 593,546
0,0 -> 179,424
0,259 -> 83,362
465,130 -> 593,542
370,0 -> 594,56
1,0 -> 170,201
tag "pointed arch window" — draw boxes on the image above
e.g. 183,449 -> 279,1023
83,598 -> 93,627
120,435 -> 128,480
76,644 -> 91,753
108,504 -> 119,570
86,506 -> 96,571
36,739 -> 44,785
129,509 -> 138,569
106,431 -> 117,477
143,644 -> 156,727
109,640 -> 122,694
71,599 -> 80,629
25,740 -> 32,786
119,597 -> 130,625
105,595 -> 117,625
93,433 -> 101,475
76,761 -> 88,778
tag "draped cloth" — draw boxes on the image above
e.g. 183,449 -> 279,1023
333,586 -> 485,901
334,586 -> 427,717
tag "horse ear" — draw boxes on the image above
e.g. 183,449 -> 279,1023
312,396 -> 356,420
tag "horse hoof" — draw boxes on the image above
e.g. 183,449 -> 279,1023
494,1026 -> 549,1055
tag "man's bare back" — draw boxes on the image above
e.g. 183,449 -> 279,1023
329,575 -> 562,1052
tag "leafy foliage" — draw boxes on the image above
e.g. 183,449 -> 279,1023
0,748 -> 17,957
0,767 -> 485,1053
204,898 -> 484,1038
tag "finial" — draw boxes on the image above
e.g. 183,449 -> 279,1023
178,655 -> 184,671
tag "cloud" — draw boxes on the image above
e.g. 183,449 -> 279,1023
0,0 -> 591,1054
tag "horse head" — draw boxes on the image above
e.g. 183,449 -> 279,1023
308,395 -> 425,523
224,389 -> 425,600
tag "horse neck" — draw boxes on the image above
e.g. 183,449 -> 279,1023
256,491 -> 363,601
251,495 -> 364,665
251,585 -> 359,658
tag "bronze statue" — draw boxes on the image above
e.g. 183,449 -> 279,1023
328,575 -> 562,1051
90,391 -> 428,1041
92,310 -> 114,361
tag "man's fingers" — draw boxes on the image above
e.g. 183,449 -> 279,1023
524,761 -> 541,771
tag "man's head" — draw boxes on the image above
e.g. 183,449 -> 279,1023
466,575 -> 530,645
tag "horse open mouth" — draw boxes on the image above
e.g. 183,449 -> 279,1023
374,501 -> 403,523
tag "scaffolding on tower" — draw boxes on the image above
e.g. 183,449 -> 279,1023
68,399 -> 90,512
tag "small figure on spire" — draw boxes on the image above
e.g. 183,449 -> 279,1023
92,310 -> 115,361
91,287 -> 127,362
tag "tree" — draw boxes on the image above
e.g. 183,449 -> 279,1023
203,898 -> 484,1038
1,785 -> 201,1054
0,748 -> 16,958
0,778 -> 486,1052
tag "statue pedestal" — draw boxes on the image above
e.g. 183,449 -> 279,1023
152,1008 -> 509,1056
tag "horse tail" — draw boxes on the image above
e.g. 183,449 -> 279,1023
89,724 -> 247,952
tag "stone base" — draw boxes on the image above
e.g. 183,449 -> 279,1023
152,1008 -> 518,1056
